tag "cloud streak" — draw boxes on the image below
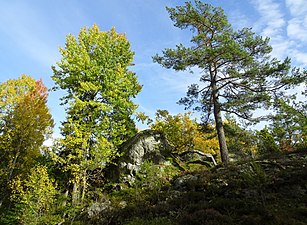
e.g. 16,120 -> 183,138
250,0 -> 307,67
251,0 -> 285,38
286,0 -> 307,43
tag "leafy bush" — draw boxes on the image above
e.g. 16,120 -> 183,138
240,161 -> 267,187
257,127 -> 280,154
9,165 -> 61,224
126,217 -> 174,225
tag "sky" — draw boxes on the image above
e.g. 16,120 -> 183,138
0,0 -> 306,138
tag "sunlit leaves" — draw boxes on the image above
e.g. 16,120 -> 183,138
52,24 -> 141,205
151,110 -> 219,154
0,75 -> 53,223
0,75 -> 53,181
10,165 -> 59,224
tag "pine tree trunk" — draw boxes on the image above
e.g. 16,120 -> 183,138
214,106 -> 229,163
212,79 -> 229,163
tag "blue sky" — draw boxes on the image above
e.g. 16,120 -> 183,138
0,0 -> 306,138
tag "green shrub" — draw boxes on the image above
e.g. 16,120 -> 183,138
257,128 -> 279,154
240,161 -> 267,187
126,217 -> 173,225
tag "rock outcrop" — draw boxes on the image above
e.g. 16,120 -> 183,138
106,129 -> 217,185
107,129 -> 172,184
178,150 -> 217,166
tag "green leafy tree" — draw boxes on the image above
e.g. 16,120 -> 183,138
0,75 -> 54,209
10,165 -> 60,225
153,1 -> 304,163
256,127 -> 279,154
151,110 -> 196,152
270,97 -> 307,151
52,24 -> 142,205
150,110 -> 219,154
223,116 -> 257,158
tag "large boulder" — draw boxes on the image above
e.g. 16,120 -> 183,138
105,129 -> 218,185
107,129 -> 172,184
178,150 -> 217,166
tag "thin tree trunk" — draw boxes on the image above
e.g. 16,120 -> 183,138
62,189 -> 69,207
7,151 -> 20,182
81,170 -> 87,204
72,181 -> 79,206
214,105 -> 229,163
212,79 -> 229,163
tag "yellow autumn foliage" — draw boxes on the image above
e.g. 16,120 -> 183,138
151,110 -> 219,155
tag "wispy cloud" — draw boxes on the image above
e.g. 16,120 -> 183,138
0,1 -> 91,69
286,0 -> 307,42
249,0 -> 291,63
288,49 -> 307,66
245,0 -> 306,129
285,0 -> 307,15
250,0 -> 307,67
229,9 -> 253,30
159,70 -> 202,93
251,0 -> 285,38
287,18 -> 307,42
285,0 -> 307,66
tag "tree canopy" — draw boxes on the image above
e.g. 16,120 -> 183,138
52,24 -> 142,205
0,75 -> 53,179
0,74 -> 53,218
153,0 -> 305,162
0,1 -> 306,223
150,110 -> 219,155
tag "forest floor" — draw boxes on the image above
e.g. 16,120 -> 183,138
87,151 -> 307,225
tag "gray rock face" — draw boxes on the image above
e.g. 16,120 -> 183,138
88,201 -> 112,219
179,150 -> 217,166
87,196 -> 127,223
121,129 -> 170,164
109,129 -> 172,184
105,130 -> 218,185
173,174 -> 199,191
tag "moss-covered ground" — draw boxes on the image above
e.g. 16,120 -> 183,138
84,151 -> 307,225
